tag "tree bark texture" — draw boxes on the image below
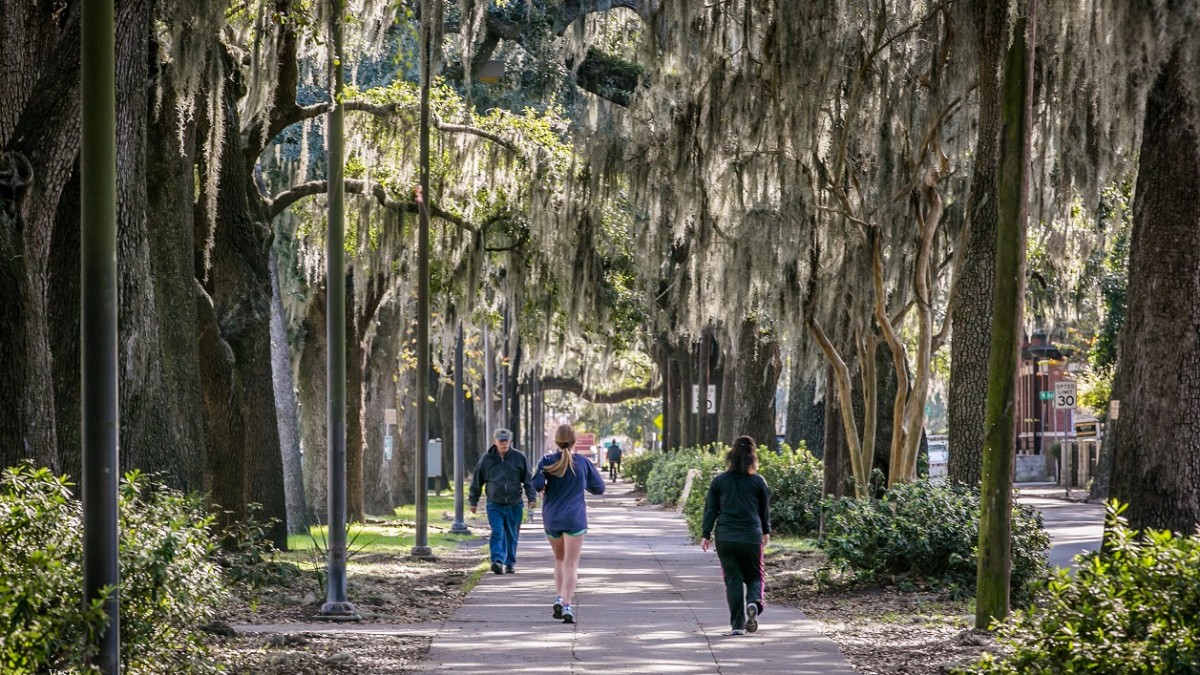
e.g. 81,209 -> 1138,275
115,0 -> 205,488
728,318 -> 782,451
363,297 -> 404,514
198,78 -> 287,547
345,276 -> 366,523
948,0 -> 1005,486
785,365 -> 825,457
1108,49 -> 1200,535
976,2 -> 1033,628
299,290 -> 330,522
0,1 -> 81,472
822,365 -> 850,498
270,248 -> 308,533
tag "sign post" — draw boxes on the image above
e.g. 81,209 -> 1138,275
1054,381 -> 1076,493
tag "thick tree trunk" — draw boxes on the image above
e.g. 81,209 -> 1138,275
199,80 -> 287,548
299,290 -> 330,522
785,363 -> 825,457
270,249 -> 307,533
822,365 -> 850,498
47,167 -> 81,477
728,318 -> 782,451
0,1 -> 81,472
1108,49 -> 1200,535
345,276 -> 366,523
948,0 -> 1005,485
115,1 -> 205,488
676,341 -> 695,448
976,3 -> 1033,628
363,297 -> 403,514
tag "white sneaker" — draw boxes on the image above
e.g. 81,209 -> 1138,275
745,602 -> 759,633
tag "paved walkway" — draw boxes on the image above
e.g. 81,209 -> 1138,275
418,481 -> 855,674
1015,483 -> 1106,569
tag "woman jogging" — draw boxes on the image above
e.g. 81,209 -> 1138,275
532,424 -> 606,624
700,435 -> 771,636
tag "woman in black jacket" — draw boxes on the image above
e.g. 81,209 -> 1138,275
700,435 -> 770,636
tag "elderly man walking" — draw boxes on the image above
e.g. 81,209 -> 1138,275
469,428 -> 538,574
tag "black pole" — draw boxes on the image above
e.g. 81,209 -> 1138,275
320,0 -> 358,619
500,309 -> 510,430
483,325 -> 495,435
81,0 -> 120,668
450,324 -> 470,534
411,0 -> 435,559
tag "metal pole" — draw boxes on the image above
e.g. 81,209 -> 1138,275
451,324 -> 470,534
81,0 -> 120,667
411,0 -> 435,559
698,331 -> 710,445
483,324 -> 494,435
320,0 -> 358,619
501,310 -> 510,430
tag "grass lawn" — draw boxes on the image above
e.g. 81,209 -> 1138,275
767,534 -> 821,552
283,490 -> 489,562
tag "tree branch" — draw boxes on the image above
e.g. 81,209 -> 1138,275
341,100 -> 519,151
539,376 -> 661,404
268,178 -> 474,233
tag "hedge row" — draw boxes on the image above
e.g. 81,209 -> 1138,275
0,465 -> 230,673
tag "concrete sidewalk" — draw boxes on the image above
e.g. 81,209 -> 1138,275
419,481 -> 855,674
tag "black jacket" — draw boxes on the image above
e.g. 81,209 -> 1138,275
701,471 -> 771,544
468,445 -> 537,507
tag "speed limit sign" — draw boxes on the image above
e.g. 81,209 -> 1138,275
1054,381 -> 1077,410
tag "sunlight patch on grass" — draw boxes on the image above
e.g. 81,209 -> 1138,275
768,535 -> 821,552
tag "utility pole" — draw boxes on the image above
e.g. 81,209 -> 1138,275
81,0 -> 120,668
411,0 -> 437,559
320,0 -> 359,620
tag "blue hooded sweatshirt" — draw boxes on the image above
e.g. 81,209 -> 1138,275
532,450 -> 606,532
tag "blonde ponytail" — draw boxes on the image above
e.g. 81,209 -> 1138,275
546,424 -> 578,478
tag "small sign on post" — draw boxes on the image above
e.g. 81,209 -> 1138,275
1109,399 -> 1120,420
691,384 -> 717,414
383,435 -> 394,461
1054,381 -> 1077,410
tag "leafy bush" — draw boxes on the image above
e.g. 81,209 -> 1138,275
214,503 -> 301,592
757,443 -> 823,536
620,451 -> 660,491
965,503 -> 1200,674
0,465 -> 228,674
680,455 -> 726,540
644,445 -> 723,506
821,481 -> 1050,602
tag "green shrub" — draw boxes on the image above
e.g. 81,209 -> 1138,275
680,443 -> 823,540
965,503 -> 1200,674
757,443 -> 823,536
679,455 -> 726,540
0,465 -> 227,674
620,451 -> 661,491
645,445 -> 723,506
821,481 -> 1050,603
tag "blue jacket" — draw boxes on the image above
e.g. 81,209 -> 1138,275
532,451 -> 605,532
469,445 -> 537,507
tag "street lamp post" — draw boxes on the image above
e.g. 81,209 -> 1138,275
81,0 -> 120,668
411,0 -> 437,559
320,0 -> 359,620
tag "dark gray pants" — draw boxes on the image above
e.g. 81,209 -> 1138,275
715,539 -> 765,630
